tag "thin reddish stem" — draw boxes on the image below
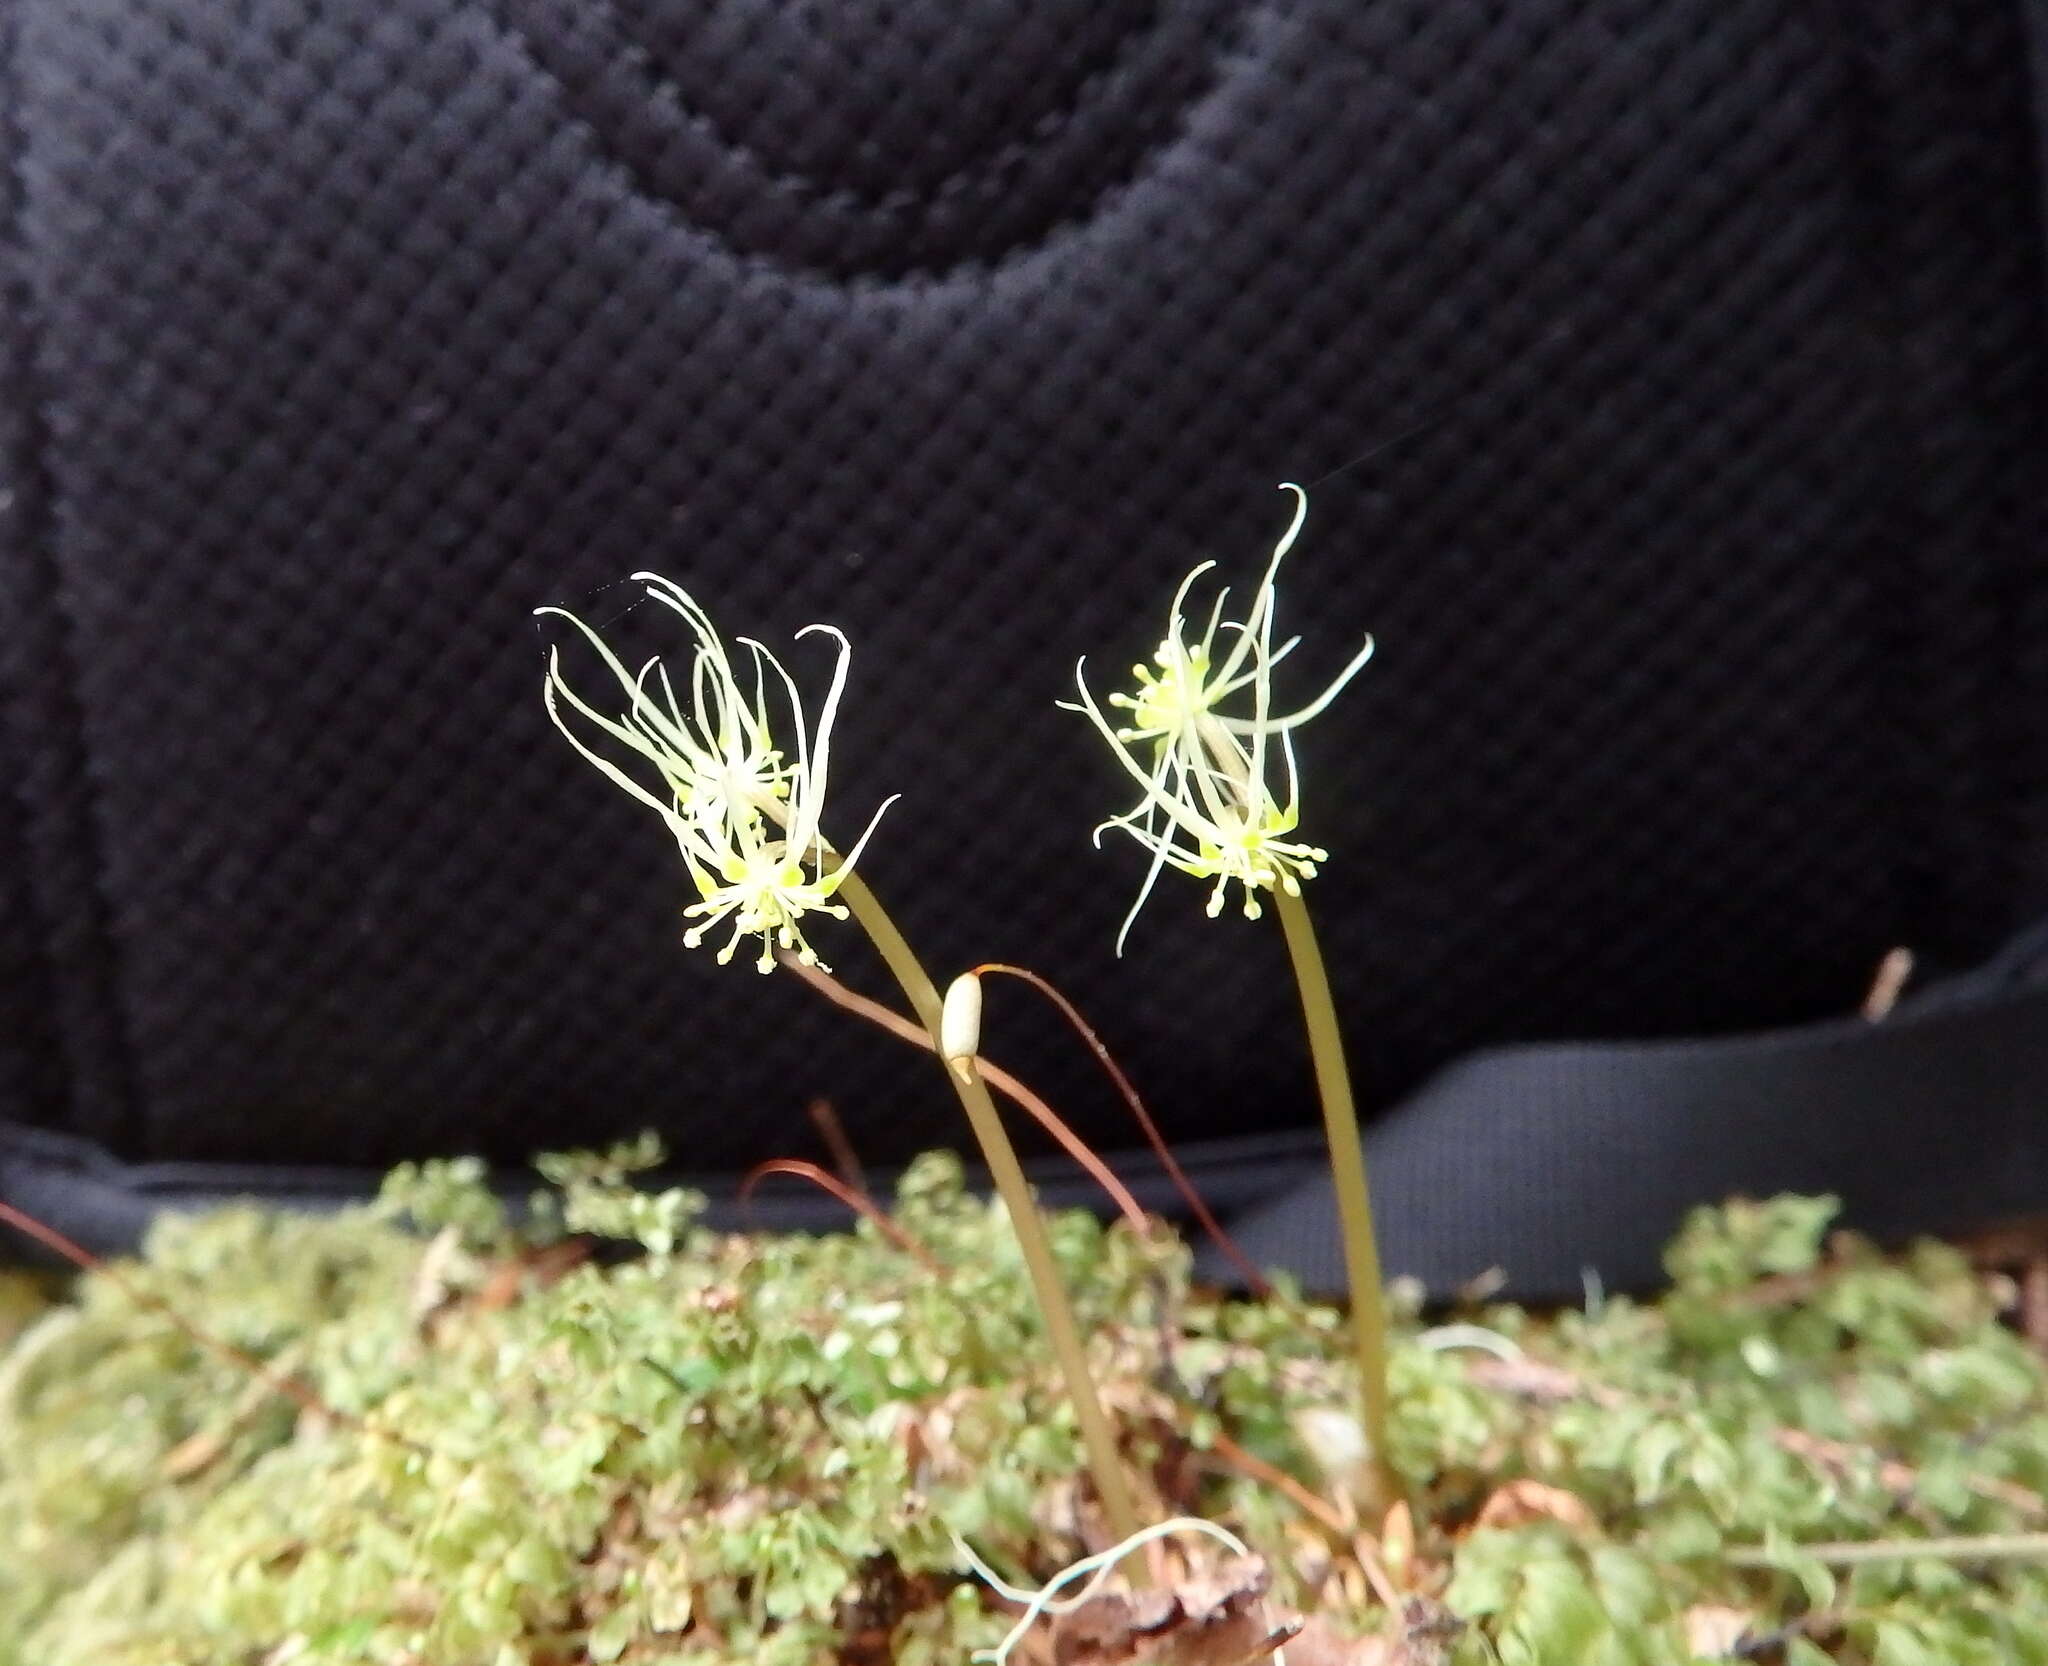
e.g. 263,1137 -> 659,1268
972,963 -> 1271,1296
805,1096 -> 869,1194
1205,1425 -> 1348,1535
778,953 -> 1153,1235
737,1158 -> 945,1274
0,1199 -> 366,1434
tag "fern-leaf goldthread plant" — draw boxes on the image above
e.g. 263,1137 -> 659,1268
538,575 -> 895,973
537,578 -> 1143,1546
1066,484 -> 1396,1512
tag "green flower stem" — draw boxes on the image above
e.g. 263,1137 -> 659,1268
832,871 -> 1144,1549
1272,886 -> 1397,1515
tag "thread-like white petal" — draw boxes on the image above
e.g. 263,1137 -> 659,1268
540,579 -> 891,977
1067,484 -> 1367,945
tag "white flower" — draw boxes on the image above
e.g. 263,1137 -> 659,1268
538,576 -> 894,973
1065,484 -> 1373,951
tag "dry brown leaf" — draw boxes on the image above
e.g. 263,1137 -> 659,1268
408,1225 -> 465,1332
1174,1558 -> 1271,1624
1284,1599 -> 1464,1666
1046,1556 -> 1289,1666
1378,1501 -> 1416,1588
1278,1618 -> 1399,1666
1472,1478 -> 1598,1534
2024,1259 -> 2048,1355
475,1236 -> 592,1312
1393,1597 -> 1467,1666
159,1426 -> 232,1483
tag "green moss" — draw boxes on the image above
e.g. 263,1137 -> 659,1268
2,1161 -> 2044,1664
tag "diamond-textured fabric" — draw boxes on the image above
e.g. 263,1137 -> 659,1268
2,0 -> 2045,1175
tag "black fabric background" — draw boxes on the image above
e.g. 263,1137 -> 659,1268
3,0 -> 2046,1187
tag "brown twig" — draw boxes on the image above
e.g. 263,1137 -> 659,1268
973,963 -> 1272,1297
778,953 -> 1153,1234
738,1159 -> 946,1275
1205,1425 -> 1350,1536
1348,1533 -> 1408,1617
1201,1427 -> 1406,1612
1861,947 -> 1915,1021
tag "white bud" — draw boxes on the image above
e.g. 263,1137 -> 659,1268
940,972 -> 983,1083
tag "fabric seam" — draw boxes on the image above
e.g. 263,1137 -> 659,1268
0,0 -> 146,1153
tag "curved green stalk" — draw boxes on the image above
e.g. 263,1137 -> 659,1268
832,872 -> 1143,1548
1272,886 -> 1397,1515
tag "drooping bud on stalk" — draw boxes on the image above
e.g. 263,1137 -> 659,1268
940,971 -> 984,1084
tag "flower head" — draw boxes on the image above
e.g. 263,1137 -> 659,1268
538,576 -> 894,972
1065,484 -> 1373,952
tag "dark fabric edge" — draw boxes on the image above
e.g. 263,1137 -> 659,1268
0,1116 -> 1327,1267
1207,981 -> 2048,1301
